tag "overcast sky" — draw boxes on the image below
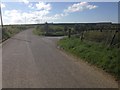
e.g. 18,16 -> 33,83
0,1 -> 118,25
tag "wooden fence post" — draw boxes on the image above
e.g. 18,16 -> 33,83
80,32 -> 84,41
68,29 -> 71,38
110,30 -> 118,46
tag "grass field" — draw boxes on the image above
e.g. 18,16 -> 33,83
33,25 -> 65,36
83,30 -> 120,46
58,37 -> 120,79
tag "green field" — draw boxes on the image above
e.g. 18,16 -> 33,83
83,31 -> 120,46
33,24 -> 76,36
58,36 -> 119,79
33,24 -> 65,36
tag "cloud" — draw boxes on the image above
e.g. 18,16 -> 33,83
3,10 -> 23,24
2,2 -> 53,24
22,0 -> 29,4
3,9 -> 58,24
35,2 -> 52,11
54,13 -> 68,19
27,2 -> 52,11
28,3 -> 34,9
51,2 -> 97,20
1,3 -> 6,8
2,1 -> 55,24
2,2 -> 97,25
64,2 -> 98,13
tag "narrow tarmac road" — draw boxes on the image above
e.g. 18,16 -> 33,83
2,29 -> 118,88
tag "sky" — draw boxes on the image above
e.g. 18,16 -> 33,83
0,1 -> 118,25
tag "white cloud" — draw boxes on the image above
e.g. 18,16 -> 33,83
1,3 -> 6,8
36,2 -> 52,11
22,0 -> 29,4
54,13 -> 68,19
27,2 -> 52,11
2,2 -> 97,25
3,10 -> 23,24
50,2 -> 97,21
28,4 -> 34,9
86,5 -> 97,9
2,1 -> 53,24
64,2 -> 98,13
3,9 -> 57,24
2,2 -> 55,24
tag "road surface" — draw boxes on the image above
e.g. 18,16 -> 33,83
2,29 -> 118,88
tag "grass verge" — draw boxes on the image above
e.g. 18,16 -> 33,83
58,37 -> 120,79
2,25 -> 28,42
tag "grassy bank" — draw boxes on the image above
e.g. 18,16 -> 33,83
2,25 -> 28,42
58,37 -> 120,79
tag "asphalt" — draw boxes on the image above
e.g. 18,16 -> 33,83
2,29 -> 118,88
